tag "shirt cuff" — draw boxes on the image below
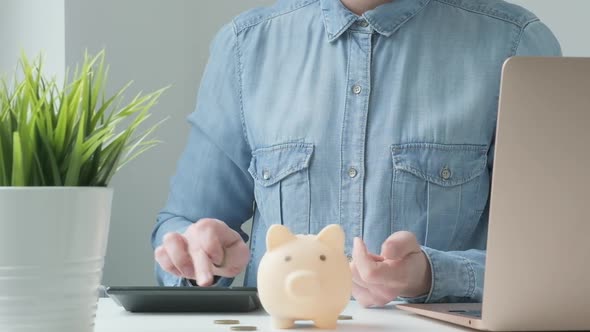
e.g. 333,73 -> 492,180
402,246 -> 476,303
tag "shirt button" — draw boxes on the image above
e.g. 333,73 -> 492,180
358,20 -> 369,27
352,85 -> 362,94
348,167 -> 358,178
441,167 -> 451,180
262,170 -> 271,180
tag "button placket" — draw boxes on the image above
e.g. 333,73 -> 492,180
339,27 -> 373,256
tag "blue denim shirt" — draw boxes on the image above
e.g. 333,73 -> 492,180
151,0 -> 561,303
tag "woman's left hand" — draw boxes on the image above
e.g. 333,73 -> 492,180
350,231 -> 432,307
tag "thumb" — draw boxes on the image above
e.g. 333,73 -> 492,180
380,231 -> 421,260
352,237 -> 379,269
214,238 -> 250,278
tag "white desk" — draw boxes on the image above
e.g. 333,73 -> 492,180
95,298 -> 473,332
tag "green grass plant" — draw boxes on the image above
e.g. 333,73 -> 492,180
0,51 -> 165,186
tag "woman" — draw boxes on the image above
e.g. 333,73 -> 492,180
151,0 -> 560,306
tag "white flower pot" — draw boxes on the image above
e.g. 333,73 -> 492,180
0,187 -> 113,332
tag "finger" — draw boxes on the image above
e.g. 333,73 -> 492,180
163,232 -> 195,278
353,238 -> 384,261
213,238 -> 250,278
194,227 -> 225,267
185,219 -> 250,282
193,248 -> 214,286
203,220 -> 250,277
154,246 -> 182,276
206,219 -> 244,249
351,261 -> 398,303
192,222 -> 249,277
190,219 -> 245,267
380,231 -> 421,260
350,261 -> 371,289
368,252 -> 385,262
353,237 -> 392,285
352,281 -> 381,308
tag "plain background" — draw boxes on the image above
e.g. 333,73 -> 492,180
0,0 -> 65,83
1,0 -> 589,287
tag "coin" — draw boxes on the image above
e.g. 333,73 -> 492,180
230,326 -> 257,331
338,315 -> 353,320
213,319 -> 240,325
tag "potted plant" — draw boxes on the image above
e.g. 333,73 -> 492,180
0,51 -> 165,331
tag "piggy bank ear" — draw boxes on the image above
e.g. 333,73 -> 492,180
316,224 -> 345,252
267,224 -> 296,251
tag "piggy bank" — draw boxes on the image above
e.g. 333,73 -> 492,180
257,224 -> 352,329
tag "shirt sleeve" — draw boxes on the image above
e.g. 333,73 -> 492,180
401,18 -> 562,304
150,22 -> 255,287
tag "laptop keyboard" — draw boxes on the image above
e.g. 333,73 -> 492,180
448,310 -> 482,318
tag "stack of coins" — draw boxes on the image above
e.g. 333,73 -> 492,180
214,320 -> 240,325
214,319 -> 257,331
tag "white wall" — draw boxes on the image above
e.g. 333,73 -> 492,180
510,0 -> 589,56
0,0 -> 65,83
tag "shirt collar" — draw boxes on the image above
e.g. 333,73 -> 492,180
320,0 -> 431,42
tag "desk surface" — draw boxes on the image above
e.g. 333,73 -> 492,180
95,298 -> 473,332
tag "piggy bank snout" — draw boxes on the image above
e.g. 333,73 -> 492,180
286,270 -> 320,299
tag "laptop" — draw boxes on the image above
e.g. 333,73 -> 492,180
396,57 -> 590,331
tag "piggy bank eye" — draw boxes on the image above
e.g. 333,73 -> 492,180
285,256 -> 292,262
320,255 -> 326,261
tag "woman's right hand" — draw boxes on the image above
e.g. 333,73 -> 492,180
154,218 -> 250,286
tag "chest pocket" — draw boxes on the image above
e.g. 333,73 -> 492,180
248,142 -> 314,235
391,143 -> 490,250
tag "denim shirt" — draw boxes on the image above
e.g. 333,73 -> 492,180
151,0 -> 561,303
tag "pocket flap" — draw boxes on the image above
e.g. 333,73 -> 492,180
249,142 -> 314,187
392,143 -> 488,187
